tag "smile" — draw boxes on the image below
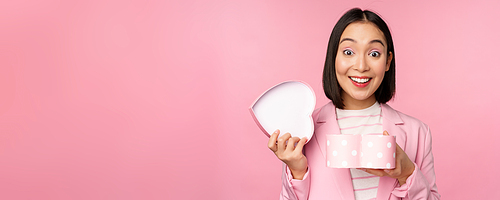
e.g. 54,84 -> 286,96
349,77 -> 371,84
349,76 -> 372,88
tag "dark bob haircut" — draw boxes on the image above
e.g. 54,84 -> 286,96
323,8 -> 396,109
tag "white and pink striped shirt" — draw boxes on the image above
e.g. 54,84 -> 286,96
336,102 -> 383,200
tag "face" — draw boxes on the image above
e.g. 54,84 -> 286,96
335,22 -> 393,109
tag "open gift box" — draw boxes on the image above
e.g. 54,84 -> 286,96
249,81 -> 395,169
326,134 -> 396,169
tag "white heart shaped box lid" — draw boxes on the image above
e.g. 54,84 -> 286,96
249,81 -> 316,143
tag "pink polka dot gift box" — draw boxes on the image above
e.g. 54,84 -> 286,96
249,81 -> 316,142
326,134 -> 396,169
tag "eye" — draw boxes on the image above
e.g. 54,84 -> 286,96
343,49 -> 354,56
369,51 -> 381,57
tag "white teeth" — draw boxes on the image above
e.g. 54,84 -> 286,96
350,77 -> 370,83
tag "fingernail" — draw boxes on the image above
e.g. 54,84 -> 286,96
274,129 -> 279,133
384,169 -> 391,173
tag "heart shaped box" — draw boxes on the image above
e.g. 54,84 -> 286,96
249,81 -> 316,142
326,135 -> 396,169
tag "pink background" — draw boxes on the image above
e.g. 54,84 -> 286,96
1,0 -> 498,199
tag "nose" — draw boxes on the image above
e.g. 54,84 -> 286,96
354,54 -> 369,72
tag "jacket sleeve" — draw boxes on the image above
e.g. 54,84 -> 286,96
392,126 -> 441,200
280,164 -> 311,200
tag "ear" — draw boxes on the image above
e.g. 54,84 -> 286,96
385,51 -> 393,72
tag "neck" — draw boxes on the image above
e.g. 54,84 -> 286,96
342,94 -> 377,110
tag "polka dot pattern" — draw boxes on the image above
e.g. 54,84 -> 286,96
326,135 -> 396,169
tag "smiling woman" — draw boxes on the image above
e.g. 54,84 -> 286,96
335,22 -> 393,110
323,9 -> 396,110
266,8 -> 440,200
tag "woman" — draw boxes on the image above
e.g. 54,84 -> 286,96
267,8 -> 440,200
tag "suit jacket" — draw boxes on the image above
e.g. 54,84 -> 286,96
280,102 -> 440,200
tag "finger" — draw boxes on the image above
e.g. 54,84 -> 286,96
383,168 -> 395,176
356,168 -> 368,173
267,129 -> 280,152
286,137 -> 301,152
364,169 -> 387,177
294,137 -> 308,153
383,131 -> 389,136
277,133 -> 292,152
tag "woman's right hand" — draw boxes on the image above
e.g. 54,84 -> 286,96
268,129 -> 308,180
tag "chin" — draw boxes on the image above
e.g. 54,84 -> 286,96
352,97 -> 372,102
350,93 -> 373,101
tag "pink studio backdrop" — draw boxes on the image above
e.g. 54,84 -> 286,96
1,0 -> 499,199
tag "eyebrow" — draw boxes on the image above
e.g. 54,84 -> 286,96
340,38 -> 355,44
340,38 -> 385,47
370,39 -> 385,47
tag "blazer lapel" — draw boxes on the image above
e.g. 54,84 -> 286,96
314,102 -> 336,158
376,104 -> 407,200
314,102 -> 355,200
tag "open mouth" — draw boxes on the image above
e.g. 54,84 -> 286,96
349,77 -> 371,84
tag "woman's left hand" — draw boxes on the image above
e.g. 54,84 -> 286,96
361,131 -> 415,185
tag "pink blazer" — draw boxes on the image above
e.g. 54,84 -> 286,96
280,102 -> 440,200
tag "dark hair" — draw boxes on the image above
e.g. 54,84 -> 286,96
322,8 -> 396,109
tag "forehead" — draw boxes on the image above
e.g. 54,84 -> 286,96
340,22 -> 386,44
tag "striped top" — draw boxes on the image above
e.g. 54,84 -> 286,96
336,102 -> 383,200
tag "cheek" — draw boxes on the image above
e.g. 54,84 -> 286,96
335,59 -> 350,75
371,60 -> 389,75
